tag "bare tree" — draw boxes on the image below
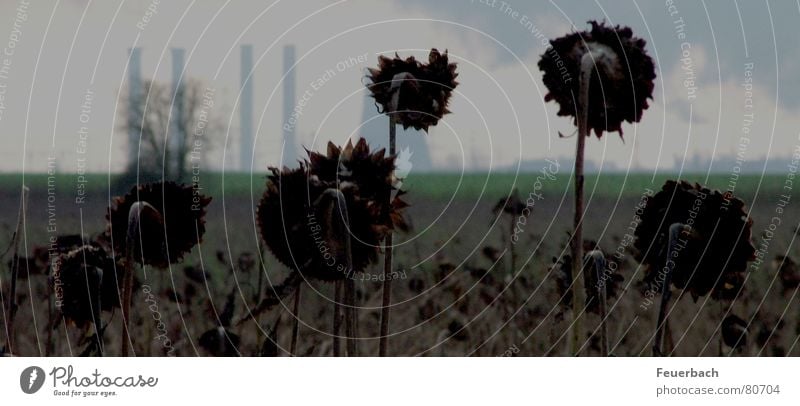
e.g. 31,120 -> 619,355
122,78 -> 217,181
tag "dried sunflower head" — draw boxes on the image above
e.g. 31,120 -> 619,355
492,189 -> 526,217
50,245 -> 121,327
306,138 -> 408,232
366,48 -> 458,131
257,166 -> 325,276
257,163 -> 402,282
538,21 -> 656,138
258,139 -> 408,281
17,234 -> 86,278
106,182 -> 211,268
634,180 -> 755,300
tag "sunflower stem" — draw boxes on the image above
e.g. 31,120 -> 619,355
569,53 -> 593,356
509,213 -> 517,272
120,245 -> 135,356
3,185 -> 28,355
379,101 -> 399,357
120,202 -> 145,357
379,234 -> 393,356
653,223 -> 688,356
46,290 -> 54,356
333,280 -> 342,356
585,250 -> 608,356
321,188 -> 358,356
93,268 -> 104,356
717,301 -> 724,356
255,248 -> 264,304
290,282 -> 301,356
254,243 -> 266,351
345,278 -> 358,356
598,269 -> 608,357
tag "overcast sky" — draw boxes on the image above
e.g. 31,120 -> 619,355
0,0 -> 797,173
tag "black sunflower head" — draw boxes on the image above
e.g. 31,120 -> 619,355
634,180 -> 755,300
306,138 -> 408,231
366,48 -> 459,132
257,166 -> 326,277
17,234 -> 86,278
538,21 -> 656,138
106,182 -> 212,268
257,141 -> 407,282
492,189 -> 526,217
50,245 -> 122,327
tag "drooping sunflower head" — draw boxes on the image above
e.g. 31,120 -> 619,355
366,48 -> 459,131
106,182 -> 212,268
491,189 -> 526,217
306,138 -> 408,232
257,166 -> 325,276
19,234 -> 87,278
633,180 -> 755,300
258,140 -> 409,281
257,166 -> 398,282
50,245 -> 121,327
538,21 -> 656,138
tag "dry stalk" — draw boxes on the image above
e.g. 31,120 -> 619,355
569,53 -> 593,355
3,185 -> 29,355
653,223 -> 689,356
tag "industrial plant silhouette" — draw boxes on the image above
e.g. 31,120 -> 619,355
126,45 -> 433,174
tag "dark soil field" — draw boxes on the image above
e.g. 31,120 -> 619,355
1,172 -> 798,356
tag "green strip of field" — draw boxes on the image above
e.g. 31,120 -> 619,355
399,172 -> 786,201
0,172 -> 786,201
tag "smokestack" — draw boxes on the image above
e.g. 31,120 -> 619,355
240,44 -> 253,172
127,47 -> 142,171
170,48 -> 185,178
282,45 -> 297,163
